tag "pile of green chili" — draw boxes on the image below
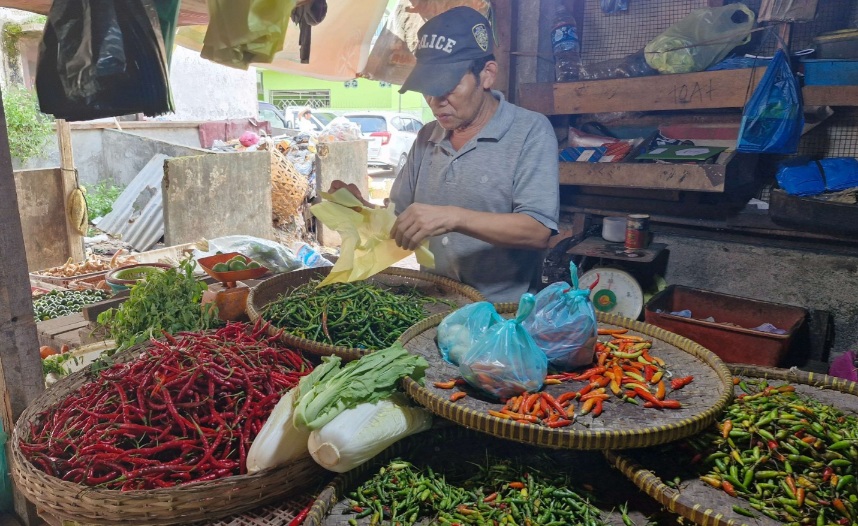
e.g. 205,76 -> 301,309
261,280 -> 455,349
682,379 -> 858,523
345,456 -> 621,526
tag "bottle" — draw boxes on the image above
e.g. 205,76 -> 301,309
294,243 -> 334,268
551,3 -> 582,82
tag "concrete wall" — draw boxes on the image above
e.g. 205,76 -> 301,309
656,233 -> 858,361
101,129 -> 210,187
169,47 -> 258,122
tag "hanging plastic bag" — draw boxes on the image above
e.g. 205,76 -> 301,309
201,0 -> 296,70
153,0 -> 181,65
37,0 -> 174,121
644,3 -> 755,74
737,50 -> 804,154
437,302 -> 503,366
459,294 -> 547,399
522,262 -> 598,371
310,188 -> 434,287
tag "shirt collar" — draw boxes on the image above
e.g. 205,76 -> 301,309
428,90 -> 514,145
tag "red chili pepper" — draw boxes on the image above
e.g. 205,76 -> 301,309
670,375 -> 694,390
541,392 -> 568,420
633,386 -> 661,405
288,502 -> 313,526
546,418 -> 573,428
721,480 -> 737,497
508,481 -> 525,489
833,498 -> 849,517
450,391 -> 467,402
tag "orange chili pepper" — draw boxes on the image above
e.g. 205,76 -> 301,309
656,380 -> 666,400
609,379 -> 621,396
650,370 -> 664,384
488,410 -> 512,419
833,498 -> 849,517
596,351 -> 608,367
732,376 -> 741,385
521,392 -> 540,413
721,420 -> 733,438
541,392 -> 569,420
508,482 -> 525,489
721,480 -> 737,497
597,328 -> 628,335
500,409 -> 540,423
796,487 -> 806,508
644,365 -> 656,383
531,399 -> 542,415
556,391 -> 577,404
593,376 -> 611,388
434,380 -> 457,389
573,366 -> 607,381
483,492 -> 498,503
511,396 -> 523,413
580,398 -> 597,415
645,399 -> 681,409
515,419 -> 533,425
592,400 -> 604,417
670,376 -> 694,390
543,378 -> 562,385
450,391 -> 467,402
613,334 -> 645,342
546,418 -> 573,428
786,475 -> 797,496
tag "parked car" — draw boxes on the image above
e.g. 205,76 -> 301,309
257,102 -> 335,133
342,112 -> 423,174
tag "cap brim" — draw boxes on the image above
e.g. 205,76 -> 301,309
398,60 -> 471,97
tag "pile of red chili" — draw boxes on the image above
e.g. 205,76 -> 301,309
19,321 -> 312,491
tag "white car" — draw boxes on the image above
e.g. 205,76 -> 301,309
342,112 -> 423,174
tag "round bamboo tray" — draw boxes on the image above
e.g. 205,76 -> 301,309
397,305 -> 734,450
11,341 -> 331,526
303,424 -> 672,526
605,365 -> 858,526
246,266 -> 485,361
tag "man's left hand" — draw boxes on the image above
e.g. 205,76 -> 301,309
391,203 -> 456,251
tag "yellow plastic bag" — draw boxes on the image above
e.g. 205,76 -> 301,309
201,0 -> 296,70
310,189 -> 434,287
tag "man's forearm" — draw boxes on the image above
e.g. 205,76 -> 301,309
451,207 -> 551,250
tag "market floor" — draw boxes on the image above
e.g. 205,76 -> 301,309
0,513 -> 23,526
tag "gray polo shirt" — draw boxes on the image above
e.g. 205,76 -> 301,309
389,91 -> 559,303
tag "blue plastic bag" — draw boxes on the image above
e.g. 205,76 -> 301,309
600,0 -> 628,14
776,158 -> 858,196
437,302 -> 502,366
523,262 -> 598,370
459,294 -> 547,399
737,50 -> 803,154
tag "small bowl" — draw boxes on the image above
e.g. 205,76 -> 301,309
198,252 -> 269,287
105,263 -> 172,292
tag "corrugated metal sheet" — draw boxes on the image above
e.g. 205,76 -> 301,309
95,155 -> 169,251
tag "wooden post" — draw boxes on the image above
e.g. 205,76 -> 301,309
57,119 -> 85,263
0,86 -> 46,526
491,0 -> 514,99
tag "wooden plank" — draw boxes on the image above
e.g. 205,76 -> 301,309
577,186 -> 682,201
519,68 -> 766,115
559,159 -> 728,192
56,119 -> 85,263
14,168 -> 70,271
804,86 -> 858,107
492,0 -> 513,98
0,83 -> 43,526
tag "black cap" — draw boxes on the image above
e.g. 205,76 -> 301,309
399,7 -> 494,97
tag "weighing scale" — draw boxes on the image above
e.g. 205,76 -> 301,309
197,253 -> 270,322
564,237 -> 669,320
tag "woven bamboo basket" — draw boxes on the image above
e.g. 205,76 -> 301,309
304,424 -> 672,526
11,341 -> 332,525
397,304 -> 734,450
270,148 -> 309,223
605,365 -> 858,526
246,267 -> 485,361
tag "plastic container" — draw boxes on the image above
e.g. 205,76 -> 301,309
814,29 -> 858,59
294,243 -> 334,268
644,285 -> 806,367
105,263 -> 172,293
801,59 -> 858,86
551,3 -> 582,82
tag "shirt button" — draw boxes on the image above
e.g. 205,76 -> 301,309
441,236 -> 449,246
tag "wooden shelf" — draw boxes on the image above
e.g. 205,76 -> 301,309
558,151 -> 757,193
518,68 -> 858,115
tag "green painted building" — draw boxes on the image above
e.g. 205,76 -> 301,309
257,70 -> 433,123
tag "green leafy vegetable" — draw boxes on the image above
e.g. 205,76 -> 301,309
293,343 -> 428,430
97,257 -> 219,353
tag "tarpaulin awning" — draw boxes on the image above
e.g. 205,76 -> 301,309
0,0 -> 210,25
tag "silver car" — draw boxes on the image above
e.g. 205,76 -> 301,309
342,112 -> 424,174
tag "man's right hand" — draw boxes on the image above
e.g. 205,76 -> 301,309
326,180 -> 375,208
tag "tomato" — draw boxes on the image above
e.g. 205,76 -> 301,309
40,346 -> 58,359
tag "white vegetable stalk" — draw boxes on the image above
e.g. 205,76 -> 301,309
307,394 -> 432,473
246,388 -> 310,474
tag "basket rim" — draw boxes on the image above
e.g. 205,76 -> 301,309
11,337 -> 328,525
604,365 -> 858,526
397,305 -> 735,450
246,266 -> 485,361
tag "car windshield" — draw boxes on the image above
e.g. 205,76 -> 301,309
314,112 -> 337,126
347,116 -> 387,133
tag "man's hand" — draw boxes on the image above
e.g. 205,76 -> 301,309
391,203 -> 457,251
326,180 -> 375,208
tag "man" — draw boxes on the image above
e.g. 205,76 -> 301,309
333,6 -> 559,302
297,108 -> 316,134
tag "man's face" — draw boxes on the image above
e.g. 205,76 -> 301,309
425,69 -> 487,131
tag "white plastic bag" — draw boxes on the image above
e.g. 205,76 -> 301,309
194,235 -> 301,274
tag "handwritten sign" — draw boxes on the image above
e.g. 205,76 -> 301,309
668,79 -> 716,105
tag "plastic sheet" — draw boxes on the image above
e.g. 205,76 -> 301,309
201,0 -> 296,70
776,158 -> 858,196
309,189 -> 434,287
644,3 -> 755,74
194,235 -> 302,274
36,0 -> 174,120
737,50 -> 804,154
459,294 -> 547,399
